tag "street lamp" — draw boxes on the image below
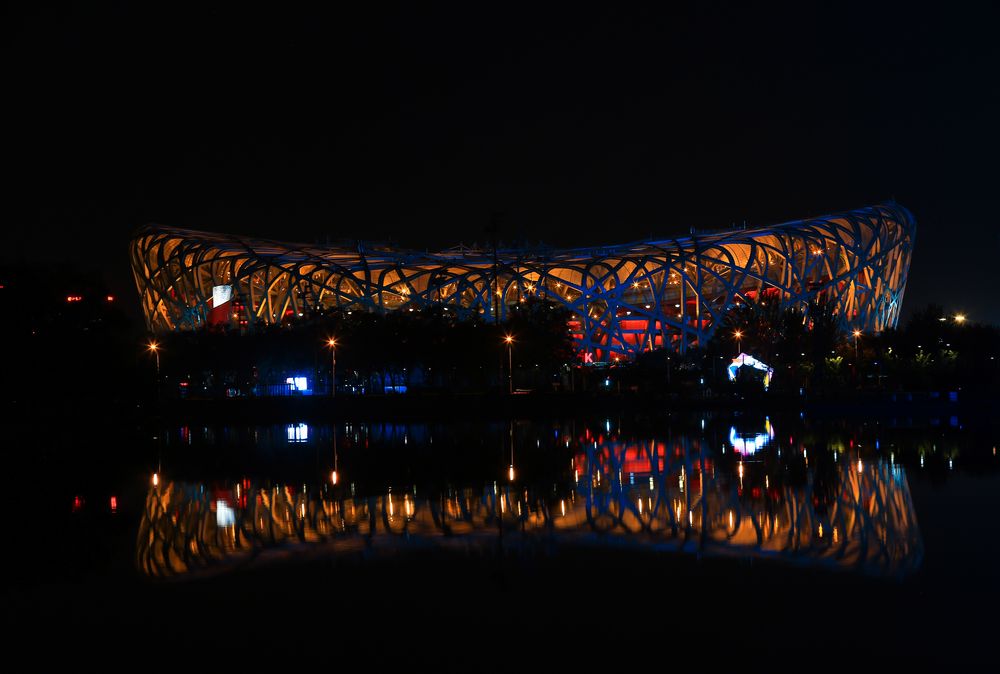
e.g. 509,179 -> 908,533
327,338 -> 337,397
147,341 -> 160,378
853,329 -> 862,361
508,420 -> 515,482
147,341 -> 161,400
504,334 -> 514,394
733,330 -> 742,354
954,314 -> 966,324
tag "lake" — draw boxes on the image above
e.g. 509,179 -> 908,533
5,408 -> 998,664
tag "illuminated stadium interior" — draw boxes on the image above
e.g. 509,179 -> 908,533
130,202 -> 915,361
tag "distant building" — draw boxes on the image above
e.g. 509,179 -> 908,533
130,202 -> 915,361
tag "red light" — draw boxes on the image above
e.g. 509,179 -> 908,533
110,496 -> 118,512
106,295 -> 114,302
72,496 -> 84,512
66,295 -> 83,303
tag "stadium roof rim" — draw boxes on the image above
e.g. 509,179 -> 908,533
131,201 -> 914,264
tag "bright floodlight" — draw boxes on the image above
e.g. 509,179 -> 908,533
733,330 -> 742,338
955,314 -> 966,324
148,341 -> 158,351
504,335 -> 514,344
853,330 -> 862,337
327,338 -> 337,347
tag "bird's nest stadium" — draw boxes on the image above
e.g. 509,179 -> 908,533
130,202 -> 915,361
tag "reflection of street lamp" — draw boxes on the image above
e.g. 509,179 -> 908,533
331,426 -> 339,485
327,338 -> 337,397
733,330 -> 742,354
504,334 -> 514,394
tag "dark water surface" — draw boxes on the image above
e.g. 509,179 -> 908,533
5,409 -> 998,664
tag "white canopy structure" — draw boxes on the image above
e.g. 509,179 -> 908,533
727,353 -> 774,390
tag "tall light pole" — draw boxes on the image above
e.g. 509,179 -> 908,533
508,419 -> 515,482
504,334 -> 514,394
733,330 -> 742,354
852,329 -> 862,387
327,338 -> 337,397
148,341 -> 160,397
148,341 -> 160,377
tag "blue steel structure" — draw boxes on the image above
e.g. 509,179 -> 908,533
130,202 -> 915,360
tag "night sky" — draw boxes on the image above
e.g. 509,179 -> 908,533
5,4 -> 999,324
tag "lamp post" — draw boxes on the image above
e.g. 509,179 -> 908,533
504,334 -> 514,394
733,330 -> 742,354
147,341 -> 160,398
327,338 -> 337,397
852,329 -> 862,387
148,341 -> 160,378
508,420 -> 515,482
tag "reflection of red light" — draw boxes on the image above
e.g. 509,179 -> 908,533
179,382 -> 189,387
72,496 -> 84,512
110,496 -> 118,512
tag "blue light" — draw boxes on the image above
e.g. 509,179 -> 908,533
287,423 -> 309,442
285,376 -> 309,392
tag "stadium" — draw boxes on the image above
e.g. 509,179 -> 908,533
130,202 -> 915,362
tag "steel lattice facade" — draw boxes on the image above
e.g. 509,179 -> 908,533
130,202 -> 915,360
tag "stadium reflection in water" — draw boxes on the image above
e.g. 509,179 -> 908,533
137,422 -> 923,579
